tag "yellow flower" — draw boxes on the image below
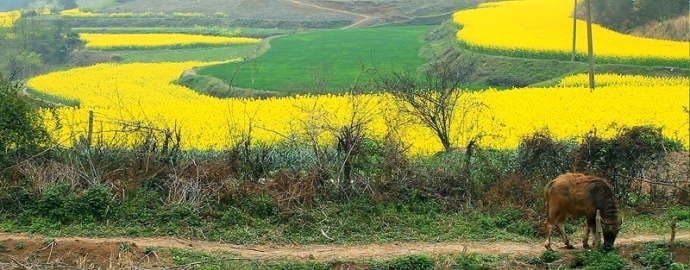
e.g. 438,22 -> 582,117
28,61 -> 689,156
453,0 -> 686,66
80,33 -> 261,50
0,10 -> 20,27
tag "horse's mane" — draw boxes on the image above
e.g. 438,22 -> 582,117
585,177 -> 620,224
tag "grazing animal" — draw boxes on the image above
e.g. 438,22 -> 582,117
544,173 -> 622,250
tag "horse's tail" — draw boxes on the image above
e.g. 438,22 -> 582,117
544,180 -> 555,220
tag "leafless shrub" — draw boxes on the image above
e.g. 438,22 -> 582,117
18,160 -> 81,193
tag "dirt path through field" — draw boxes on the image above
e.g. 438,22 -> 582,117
1,232 -> 687,262
289,0 -> 372,29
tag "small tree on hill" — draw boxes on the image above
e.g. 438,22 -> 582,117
372,51 -> 480,153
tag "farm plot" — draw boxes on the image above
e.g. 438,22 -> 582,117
28,60 -> 689,155
197,25 -> 432,94
80,33 -> 260,50
453,0 -> 687,67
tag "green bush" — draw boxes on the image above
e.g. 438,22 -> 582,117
241,194 -> 279,219
668,207 -> 690,221
370,254 -> 434,270
575,249 -> 629,270
0,76 -> 51,169
633,241 -> 679,269
220,207 -> 249,226
574,125 -> 683,203
22,183 -> 113,224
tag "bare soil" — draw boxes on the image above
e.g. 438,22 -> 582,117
1,232 -> 688,269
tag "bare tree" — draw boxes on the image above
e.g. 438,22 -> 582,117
373,51 -> 479,152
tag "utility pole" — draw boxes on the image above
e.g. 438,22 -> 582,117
585,0 -> 595,90
571,0 -> 577,61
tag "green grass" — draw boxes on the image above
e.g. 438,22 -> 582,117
460,41 -> 688,69
74,27 -> 291,38
197,26 -> 432,94
112,45 -> 259,63
25,87 -> 80,107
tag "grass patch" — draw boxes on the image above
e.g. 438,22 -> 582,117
25,87 -> 80,107
74,27 -> 291,38
112,45 -> 259,63
176,74 -> 282,98
169,248 -> 341,269
0,192 -> 534,245
197,26 -> 431,94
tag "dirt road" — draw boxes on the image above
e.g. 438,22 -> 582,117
1,232 -> 687,263
289,0 -> 372,29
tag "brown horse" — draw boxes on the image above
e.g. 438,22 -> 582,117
544,173 -> 622,250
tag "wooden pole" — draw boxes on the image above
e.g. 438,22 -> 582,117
571,0 -> 577,61
670,216 -> 678,247
594,209 -> 602,248
87,110 -> 94,149
585,0 -> 595,90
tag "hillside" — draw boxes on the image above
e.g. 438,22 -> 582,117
98,0 -> 483,28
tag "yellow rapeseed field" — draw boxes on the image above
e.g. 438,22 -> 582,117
0,10 -> 20,27
452,0 -> 687,65
28,62 -> 689,156
80,33 -> 261,50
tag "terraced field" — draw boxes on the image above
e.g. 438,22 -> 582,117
197,25 -> 431,93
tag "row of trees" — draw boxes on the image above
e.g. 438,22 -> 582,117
0,0 -> 77,13
0,17 -> 80,78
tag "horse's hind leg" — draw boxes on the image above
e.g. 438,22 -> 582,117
556,220 -> 574,249
544,221 -> 554,250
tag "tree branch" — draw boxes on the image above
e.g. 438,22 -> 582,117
612,173 -> 689,193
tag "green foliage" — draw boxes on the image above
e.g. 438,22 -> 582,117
0,18 -> 81,77
0,242 -> 6,252
264,262 -> 334,270
476,207 -> 536,236
198,26 -> 431,94
668,207 -> 690,221
575,125 -> 683,204
449,253 -> 487,270
370,254 -> 434,270
241,194 -> 280,219
633,241 -> 680,269
22,183 -> 113,224
170,248 -> 218,265
540,249 -> 562,263
574,249 -> 629,270
515,130 -> 575,181
170,248 -> 335,269
0,76 -> 51,168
